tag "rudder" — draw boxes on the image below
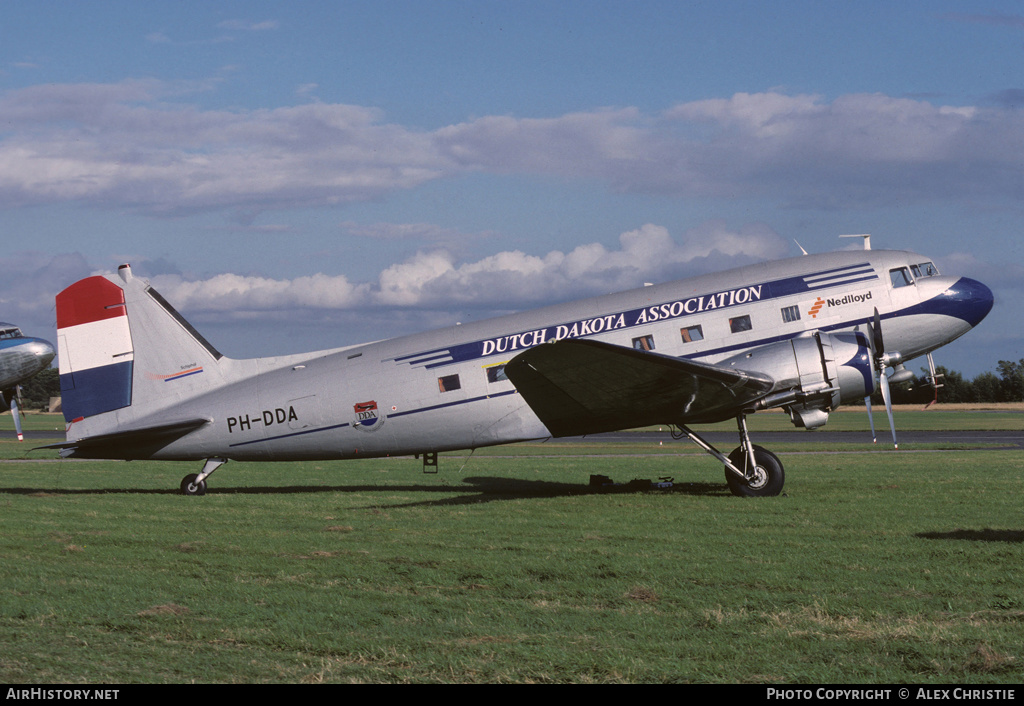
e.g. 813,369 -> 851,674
57,274 -> 134,422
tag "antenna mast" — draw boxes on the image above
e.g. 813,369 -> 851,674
839,234 -> 872,250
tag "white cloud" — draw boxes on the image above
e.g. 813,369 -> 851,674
149,271 -> 370,313
0,81 -> 449,213
141,221 -> 788,317
655,92 -> 1009,206
2,83 -> 1022,216
0,252 -> 93,327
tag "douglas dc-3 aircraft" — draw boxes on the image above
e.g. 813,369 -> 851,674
1,323 -> 56,440
45,240 -> 993,497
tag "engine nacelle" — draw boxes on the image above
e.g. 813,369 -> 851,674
720,332 -> 876,429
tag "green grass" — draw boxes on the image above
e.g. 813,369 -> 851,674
1,433 -> 1023,683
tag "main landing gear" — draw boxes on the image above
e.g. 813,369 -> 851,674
180,457 -> 227,496
674,414 -> 785,497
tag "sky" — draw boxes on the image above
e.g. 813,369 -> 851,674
1,0 -> 1022,378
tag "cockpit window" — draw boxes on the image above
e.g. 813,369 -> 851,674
0,327 -> 22,339
889,267 -> 914,288
912,262 -> 939,278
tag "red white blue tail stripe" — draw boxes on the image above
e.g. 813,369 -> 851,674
147,366 -> 204,383
56,276 -> 134,422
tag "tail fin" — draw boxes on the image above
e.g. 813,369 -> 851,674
57,264 -> 225,433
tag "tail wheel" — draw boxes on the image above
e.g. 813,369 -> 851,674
180,473 -> 207,496
725,445 -> 784,497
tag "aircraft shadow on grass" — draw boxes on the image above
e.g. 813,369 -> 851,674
916,529 -> 1024,543
0,475 -> 729,503
366,476 -> 731,508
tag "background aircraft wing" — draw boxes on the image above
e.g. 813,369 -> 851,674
504,339 -> 774,437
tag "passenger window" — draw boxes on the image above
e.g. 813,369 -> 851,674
438,374 -> 461,393
632,335 -> 655,351
889,268 -> 913,288
729,315 -> 752,334
680,325 -> 703,343
781,305 -> 801,323
485,364 -> 507,383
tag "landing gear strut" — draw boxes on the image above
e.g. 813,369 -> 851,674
180,457 -> 227,496
675,414 -> 785,497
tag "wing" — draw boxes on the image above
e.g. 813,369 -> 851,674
504,339 -> 774,437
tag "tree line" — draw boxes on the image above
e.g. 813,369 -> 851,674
9,360 -> 1024,412
881,359 -> 1024,406
12,367 -> 60,410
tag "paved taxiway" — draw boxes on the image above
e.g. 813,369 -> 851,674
573,429 -> 1024,450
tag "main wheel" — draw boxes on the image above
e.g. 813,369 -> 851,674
180,473 -> 207,496
725,445 -> 784,497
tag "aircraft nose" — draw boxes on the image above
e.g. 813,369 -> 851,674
943,277 -> 994,328
27,338 -> 56,367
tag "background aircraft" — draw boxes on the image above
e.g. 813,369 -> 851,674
43,243 -> 993,496
0,323 -> 56,440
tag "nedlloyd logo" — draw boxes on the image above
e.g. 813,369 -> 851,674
808,298 -> 825,319
828,291 -> 873,307
807,290 -> 873,319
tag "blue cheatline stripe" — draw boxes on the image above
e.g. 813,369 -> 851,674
227,389 -> 519,448
802,263 -> 874,282
388,389 -> 518,419
228,421 -> 352,448
60,361 -> 133,421
394,351 -> 453,364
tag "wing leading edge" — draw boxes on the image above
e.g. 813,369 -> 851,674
504,339 -> 775,437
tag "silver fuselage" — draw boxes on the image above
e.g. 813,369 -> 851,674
62,249 -> 990,462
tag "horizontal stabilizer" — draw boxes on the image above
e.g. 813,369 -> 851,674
37,418 -> 210,460
505,339 -> 774,436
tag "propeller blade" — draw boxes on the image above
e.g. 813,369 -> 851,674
869,306 -> 898,448
10,395 -> 23,442
865,396 -> 877,443
872,307 -> 884,355
879,370 -> 898,449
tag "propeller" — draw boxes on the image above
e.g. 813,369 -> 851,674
865,395 -> 877,444
1,388 -> 25,442
12,390 -> 24,442
869,308 -> 899,449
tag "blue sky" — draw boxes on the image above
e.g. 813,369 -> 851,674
2,1 -> 1022,378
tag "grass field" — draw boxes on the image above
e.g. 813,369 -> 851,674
0,409 -> 1021,683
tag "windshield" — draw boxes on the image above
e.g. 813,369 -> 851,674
912,262 -> 939,278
